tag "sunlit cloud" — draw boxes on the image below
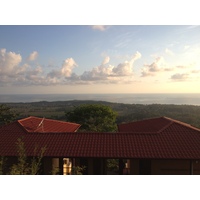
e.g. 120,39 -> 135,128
0,49 -> 45,86
27,51 -> 38,61
0,48 -> 22,75
113,52 -> 141,76
170,73 -> 189,81
20,51 -> 141,85
141,57 -> 169,77
66,51 -> 141,84
0,46 -> 199,88
61,58 -> 77,77
0,48 -> 143,86
102,56 -> 110,65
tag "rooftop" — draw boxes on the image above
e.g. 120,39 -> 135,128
1,116 -> 200,159
118,116 -> 200,133
18,116 -> 81,133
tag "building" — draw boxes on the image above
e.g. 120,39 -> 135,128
118,117 -> 200,175
0,116 -> 81,175
1,116 -> 200,175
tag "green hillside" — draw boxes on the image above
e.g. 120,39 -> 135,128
3,100 -> 200,129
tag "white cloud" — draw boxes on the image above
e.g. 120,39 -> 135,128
91,25 -> 109,31
171,73 -> 189,81
27,51 -> 38,61
78,63 -> 113,82
113,51 -> 141,76
47,69 -> 62,79
141,56 -> 197,78
0,48 -> 22,75
26,66 -> 43,77
113,61 -> 132,76
61,58 -> 77,77
132,51 -> 142,63
66,52 -> 141,84
0,49 -> 141,86
14,64 -> 29,76
0,48 -> 46,86
46,58 -> 78,81
141,57 -> 167,77
102,56 -> 110,65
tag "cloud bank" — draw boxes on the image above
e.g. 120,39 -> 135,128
0,49 -> 141,86
0,48 -> 198,87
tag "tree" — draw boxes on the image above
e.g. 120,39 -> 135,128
65,104 -> 117,132
9,137 -> 46,175
66,104 -> 118,173
0,104 -> 18,126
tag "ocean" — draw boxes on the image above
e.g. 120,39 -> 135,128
0,93 -> 200,105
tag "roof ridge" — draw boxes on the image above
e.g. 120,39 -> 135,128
18,119 -> 32,133
119,116 -> 165,125
43,117 -> 80,126
162,116 -> 200,132
18,116 -> 33,122
19,116 -> 80,126
19,116 -> 80,125
157,121 -> 173,133
17,116 -> 81,133
42,117 -> 81,131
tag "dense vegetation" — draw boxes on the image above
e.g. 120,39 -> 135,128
1,100 -> 200,128
66,104 -> 117,132
0,104 -> 18,125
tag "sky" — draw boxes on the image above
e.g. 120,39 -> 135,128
0,25 -> 200,94
0,0 -> 200,94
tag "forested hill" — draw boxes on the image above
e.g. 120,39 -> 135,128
4,100 -> 200,129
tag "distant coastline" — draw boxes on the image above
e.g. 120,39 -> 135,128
0,93 -> 200,105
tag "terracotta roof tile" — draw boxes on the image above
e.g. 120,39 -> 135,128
18,116 -> 81,133
118,116 -> 200,133
118,117 -> 172,133
1,116 -> 200,159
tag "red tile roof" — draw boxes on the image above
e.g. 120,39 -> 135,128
1,116 -> 200,159
118,116 -> 200,133
18,116 -> 81,133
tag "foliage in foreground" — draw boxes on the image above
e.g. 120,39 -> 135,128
3,138 -> 46,175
